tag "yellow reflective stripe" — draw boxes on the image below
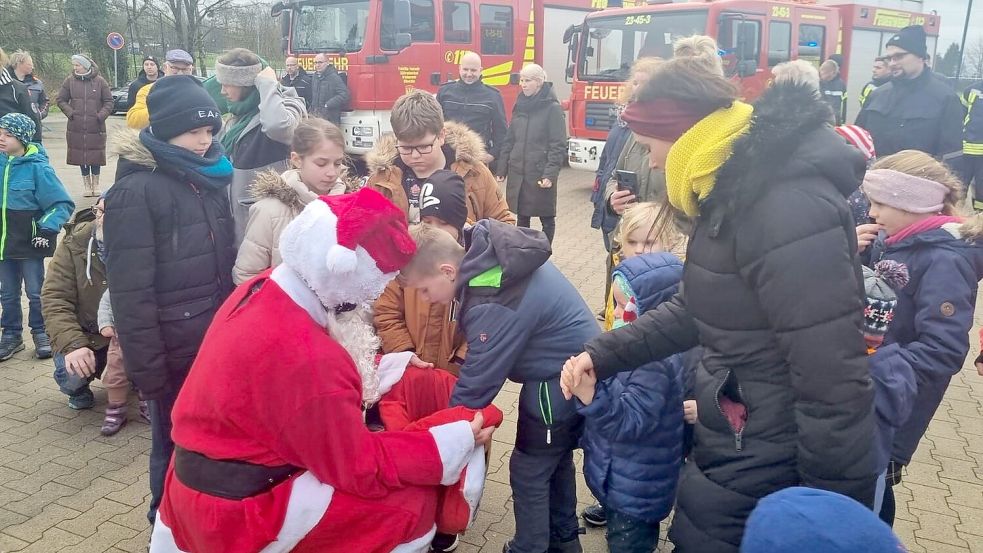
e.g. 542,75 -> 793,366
964,142 -> 983,155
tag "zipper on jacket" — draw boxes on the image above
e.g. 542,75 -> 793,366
539,381 -> 553,445
714,370 -> 747,452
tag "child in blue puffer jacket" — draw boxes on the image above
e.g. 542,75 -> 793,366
568,251 -> 687,553
0,113 -> 74,361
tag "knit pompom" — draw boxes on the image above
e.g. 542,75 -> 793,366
874,260 -> 910,290
326,244 -> 358,274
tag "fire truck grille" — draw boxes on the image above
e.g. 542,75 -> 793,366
584,102 -> 618,132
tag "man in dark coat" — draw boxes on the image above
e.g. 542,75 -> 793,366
104,76 -> 235,525
437,52 -> 507,164
962,81 -> 983,209
125,56 -> 160,110
564,81 -> 877,552
280,56 -> 312,107
819,59 -> 847,125
310,53 -> 351,124
856,25 -> 965,170
859,56 -> 891,108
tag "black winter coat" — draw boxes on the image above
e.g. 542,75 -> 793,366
281,69 -> 313,108
125,73 -> 157,111
497,83 -> 567,217
0,67 -> 41,142
309,65 -> 350,124
856,68 -> 964,163
585,83 -> 876,552
104,131 -> 235,400
437,79 -> 507,161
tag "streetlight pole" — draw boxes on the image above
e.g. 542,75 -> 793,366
957,0 -> 975,79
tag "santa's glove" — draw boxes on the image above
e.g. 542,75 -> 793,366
32,230 -> 57,250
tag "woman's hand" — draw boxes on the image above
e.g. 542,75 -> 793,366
609,189 -> 637,215
100,326 -> 116,338
469,412 -> 495,446
856,223 -> 881,253
539,178 -> 553,189
683,400 -> 698,424
570,369 -> 597,405
560,352 -> 595,400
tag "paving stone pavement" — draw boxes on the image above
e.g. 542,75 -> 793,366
1,114 -> 981,552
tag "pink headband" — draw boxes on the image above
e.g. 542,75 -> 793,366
862,169 -> 948,214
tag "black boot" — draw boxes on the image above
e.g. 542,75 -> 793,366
581,503 -> 606,527
0,334 -> 24,361
33,332 -> 52,359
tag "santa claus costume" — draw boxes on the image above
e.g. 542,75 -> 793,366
149,188 -> 492,553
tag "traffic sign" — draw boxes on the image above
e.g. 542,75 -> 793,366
107,32 -> 125,51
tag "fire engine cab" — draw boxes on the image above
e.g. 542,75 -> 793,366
564,0 -> 940,172
272,0 -> 598,156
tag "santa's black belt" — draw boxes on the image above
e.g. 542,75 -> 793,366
173,446 -> 301,500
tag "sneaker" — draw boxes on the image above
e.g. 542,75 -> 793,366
138,400 -> 151,423
581,503 -> 607,527
431,533 -> 459,552
502,540 -> 514,553
68,389 -> 95,410
101,403 -> 128,436
0,335 -> 25,361
32,332 -> 52,359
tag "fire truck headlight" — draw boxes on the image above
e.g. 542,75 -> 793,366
568,141 -> 581,153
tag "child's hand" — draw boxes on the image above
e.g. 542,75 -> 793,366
571,368 -> 597,406
975,352 -> 983,377
683,400 -> 698,424
470,412 -> 495,446
256,66 -> 278,83
408,354 -> 433,369
100,326 -> 116,338
856,223 -> 881,253
561,353 -> 595,400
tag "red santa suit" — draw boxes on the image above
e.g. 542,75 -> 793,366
149,190 -> 486,553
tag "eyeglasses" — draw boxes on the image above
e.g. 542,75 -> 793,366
884,52 -> 912,63
396,137 -> 439,156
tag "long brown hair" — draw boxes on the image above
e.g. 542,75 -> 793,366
634,56 -> 738,113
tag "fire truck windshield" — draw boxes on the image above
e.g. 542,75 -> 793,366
579,10 -> 708,82
290,0 -> 370,53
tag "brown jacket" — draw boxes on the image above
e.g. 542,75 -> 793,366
40,209 -> 111,355
366,122 -> 515,373
56,67 -> 113,166
364,121 -> 515,225
233,169 -> 346,284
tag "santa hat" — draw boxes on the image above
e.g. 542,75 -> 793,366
835,125 -> 876,162
279,187 -> 416,308
863,260 -> 909,351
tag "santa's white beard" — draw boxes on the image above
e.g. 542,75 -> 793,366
326,308 -> 382,406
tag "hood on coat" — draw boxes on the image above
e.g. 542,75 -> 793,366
62,206 -> 97,236
458,219 -> 551,291
514,82 -> 559,114
112,129 -> 157,176
613,253 -> 683,314
891,222 -> 983,281
71,64 -> 101,81
711,82 -> 866,216
365,121 -> 488,175
4,144 -> 50,169
249,169 -> 317,211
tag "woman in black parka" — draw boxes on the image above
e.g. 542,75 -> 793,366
496,63 -> 566,244
561,52 -> 877,552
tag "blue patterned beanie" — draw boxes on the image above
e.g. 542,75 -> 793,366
0,113 -> 36,146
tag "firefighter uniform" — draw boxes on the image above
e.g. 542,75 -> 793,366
858,77 -> 890,108
963,81 -> 983,209
821,75 -> 848,125
856,68 -> 965,169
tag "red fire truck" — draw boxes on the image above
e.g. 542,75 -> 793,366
272,0 -> 598,155
564,0 -> 941,172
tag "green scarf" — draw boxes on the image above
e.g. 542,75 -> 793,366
220,87 -> 261,152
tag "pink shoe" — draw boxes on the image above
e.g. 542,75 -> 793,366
101,403 -> 128,436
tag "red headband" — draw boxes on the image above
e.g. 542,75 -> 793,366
622,98 -> 715,142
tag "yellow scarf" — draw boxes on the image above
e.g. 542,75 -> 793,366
665,101 -> 754,217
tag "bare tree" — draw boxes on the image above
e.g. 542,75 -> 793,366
963,36 -> 983,80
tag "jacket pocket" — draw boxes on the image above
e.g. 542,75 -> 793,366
699,369 -> 749,451
158,296 -> 216,322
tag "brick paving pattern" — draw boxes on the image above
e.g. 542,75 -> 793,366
0,115 -> 980,552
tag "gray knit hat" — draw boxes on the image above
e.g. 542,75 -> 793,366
862,260 -> 909,349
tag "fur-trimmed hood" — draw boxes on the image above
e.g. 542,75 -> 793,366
365,121 -> 488,175
709,82 -> 865,218
249,168 -> 349,210
112,128 -> 158,172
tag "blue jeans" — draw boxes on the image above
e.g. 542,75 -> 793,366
148,390 -> 179,525
52,347 -> 108,398
0,258 -> 46,337
605,508 -> 661,553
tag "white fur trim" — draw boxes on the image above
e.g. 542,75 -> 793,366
428,421 -> 475,486
215,61 -> 262,86
391,525 -> 437,553
376,351 -> 414,396
259,472 -> 335,553
149,514 -> 190,553
271,264 -> 329,328
462,445 -> 487,527
326,244 -> 359,274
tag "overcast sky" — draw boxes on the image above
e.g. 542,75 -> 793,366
923,0 -> 983,52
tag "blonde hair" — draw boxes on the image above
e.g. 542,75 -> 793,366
8,50 -> 32,69
391,90 -> 444,141
772,60 -> 821,93
403,223 -> 465,278
620,57 -> 664,103
619,202 -> 687,258
0,49 -> 8,68
673,35 -> 724,76
872,150 -> 964,215
520,63 -> 547,82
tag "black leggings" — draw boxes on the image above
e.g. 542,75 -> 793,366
517,215 -> 555,245
80,165 -> 101,176
879,483 -> 895,526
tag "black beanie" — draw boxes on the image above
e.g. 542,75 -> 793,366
886,25 -> 928,59
419,169 -> 468,231
147,75 -> 223,141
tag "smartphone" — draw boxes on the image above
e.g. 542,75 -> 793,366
615,170 -> 639,196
